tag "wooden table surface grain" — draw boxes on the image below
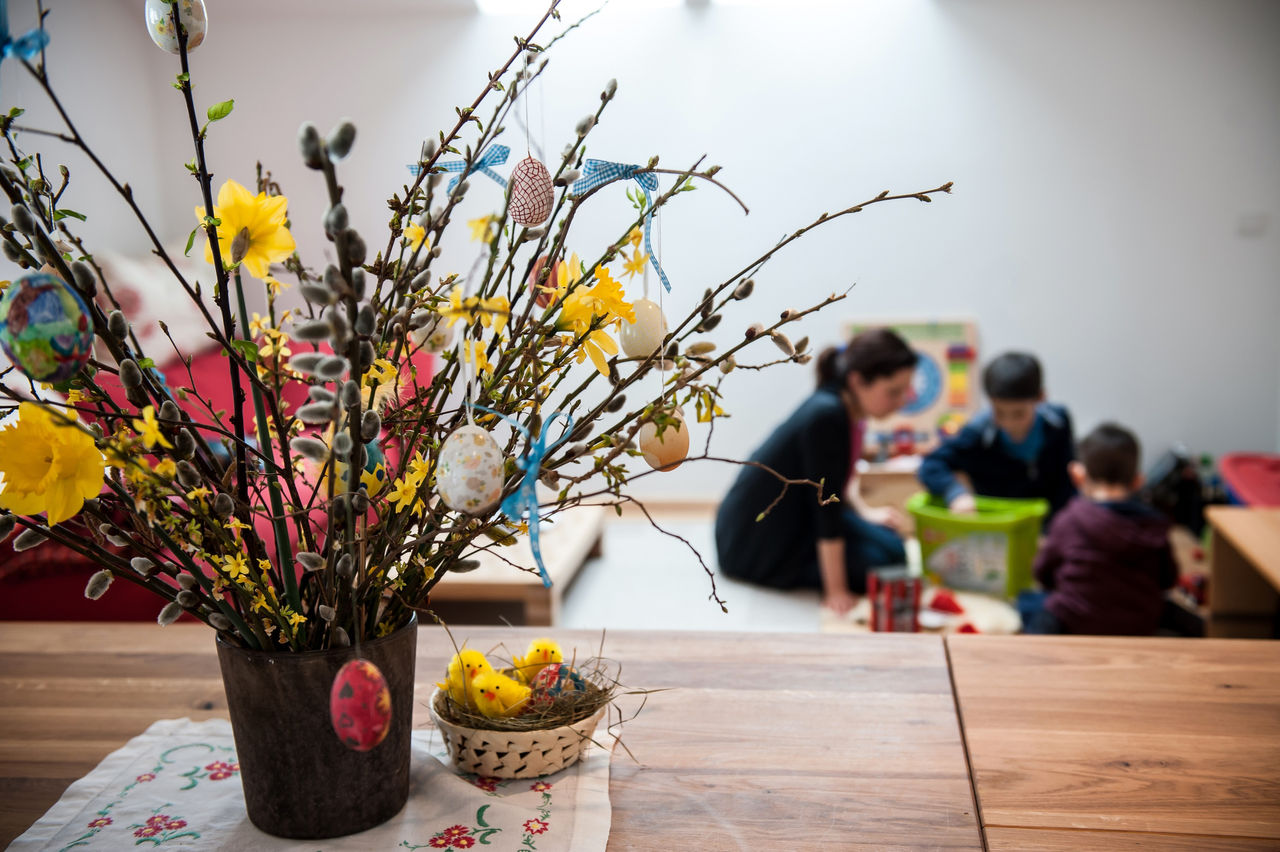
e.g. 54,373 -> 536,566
0,623 -> 983,850
947,635 -> 1280,850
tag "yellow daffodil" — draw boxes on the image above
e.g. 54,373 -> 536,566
467,215 -> 499,244
440,285 -> 510,333
463,338 -> 495,376
562,268 -> 635,330
403,222 -> 429,253
622,249 -> 648,279
195,179 -> 296,280
222,553 -> 249,582
568,327 -> 620,376
131,406 -> 174,450
0,402 -> 104,525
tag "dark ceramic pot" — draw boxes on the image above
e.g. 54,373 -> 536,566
215,615 -> 417,839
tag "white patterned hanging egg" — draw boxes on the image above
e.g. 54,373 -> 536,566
638,410 -> 690,472
437,425 -> 505,514
144,0 -> 207,54
619,298 -> 667,358
508,157 -> 553,226
408,313 -> 454,354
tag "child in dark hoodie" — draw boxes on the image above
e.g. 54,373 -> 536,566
1026,422 -> 1177,635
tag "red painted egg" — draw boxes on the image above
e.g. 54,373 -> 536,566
530,662 -> 586,698
509,156 -> 554,226
329,659 -> 393,752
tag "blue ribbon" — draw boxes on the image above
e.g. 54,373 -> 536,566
0,0 -> 50,62
407,144 -> 510,193
469,404 -> 574,588
571,159 -> 671,293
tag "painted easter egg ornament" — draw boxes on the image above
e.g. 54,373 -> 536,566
437,425 -> 505,514
329,659 -> 393,752
0,272 -> 94,384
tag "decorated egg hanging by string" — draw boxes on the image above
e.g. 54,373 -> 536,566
508,156 -> 554,226
619,298 -> 667,358
143,0 -> 207,54
407,313 -> 454,355
333,438 -> 388,496
437,424 -> 505,514
0,272 -> 94,384
329,659 -> 393,752
638,410 -> 689,472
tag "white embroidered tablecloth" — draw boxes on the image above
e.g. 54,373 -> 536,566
11,718 -> 614,851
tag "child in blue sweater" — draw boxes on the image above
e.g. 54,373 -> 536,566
918,352 -> 1077,525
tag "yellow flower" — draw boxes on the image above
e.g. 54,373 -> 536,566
131,406 -> 174,450
195,179 -> 297,280
249,312 -> 270,338
569,328 -> 619,377
264,275 -> 290,298
364,359 -> 398,388
622,249 -> 648,280
285,608 -> 306,628
186,487 -> 212,505
388,471 -> 425,513
407,453 -> 432,481
65,389 -> 86,404
225,516 -> 250,533
441,285 -> 509,333
403,222 -> 429,253
0,402 -> 104,525
627,226 -> 643,249
467,215 -> 499,244
153,458 -> 177,479
560,271 -> 635,337
463,339 -> 495,375
222,553 -> 249,582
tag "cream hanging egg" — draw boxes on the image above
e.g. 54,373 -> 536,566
437,425 -> 505,514
144,0 -> 208,54
619,298 -> 667,359
508,157 -> 554,226
637,410 -> 689,472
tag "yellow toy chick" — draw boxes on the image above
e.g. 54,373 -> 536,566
437,649 -> 494,710
470,670 -> 532,719
512,637 -> 563,684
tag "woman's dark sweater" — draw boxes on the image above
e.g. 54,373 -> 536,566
715,384 -> 852,588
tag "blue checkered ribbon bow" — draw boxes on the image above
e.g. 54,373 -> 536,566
470,404 -> 574,588
407,143 -> 509,194
571,159 -> 671,292
0,0 -> 49,63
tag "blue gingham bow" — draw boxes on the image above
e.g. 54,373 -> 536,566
407,143 -> 509,194
571,159 -> 671,292
470,404 -> 574,588
0,0 -> 50,63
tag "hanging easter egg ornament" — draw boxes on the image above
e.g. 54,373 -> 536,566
334,438 -> 388,496
408,313 -> 454,355
329,659 -> 392,752
638,410 -> 690,472
0,272 -> 93,384
437,424 -> 505,514
508,156 -> 554,226
619,298 -> 668,359
143,0 -> 207,54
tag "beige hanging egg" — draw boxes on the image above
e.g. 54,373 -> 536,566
408,313 -> 454,354
620,298 -> 667,358
144,0 -> 208,54
638,411 -> 690,472
508,157 -> 554,226
437,425 -> 505,514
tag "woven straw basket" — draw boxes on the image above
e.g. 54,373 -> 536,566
429,688 -> 606,779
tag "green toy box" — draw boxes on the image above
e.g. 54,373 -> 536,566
906,493 -> 1048,598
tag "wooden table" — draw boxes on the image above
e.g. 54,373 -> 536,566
1206,506 -> 1280,638
0,623 -> 982,850
948,634 -> 1280,850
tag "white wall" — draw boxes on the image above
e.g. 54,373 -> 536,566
3,0 -> 1277,500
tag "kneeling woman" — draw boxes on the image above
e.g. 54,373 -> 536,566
715,328 -> 917,615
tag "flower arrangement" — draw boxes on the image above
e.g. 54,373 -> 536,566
0,1 -> 950,652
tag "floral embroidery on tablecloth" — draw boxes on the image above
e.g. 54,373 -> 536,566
405,805 -> 502,849
520,781 -> 553,850
129,808 -> 198,845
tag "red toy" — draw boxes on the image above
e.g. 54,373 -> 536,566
929,588 -> 965,615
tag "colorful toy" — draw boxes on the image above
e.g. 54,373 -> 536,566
945,343 -> 975,408
470,669 -> 532,719
329,659 -> 392,752
907,492 -> 1048,598
0,272 -> 94,384
867,568 -> 921,632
